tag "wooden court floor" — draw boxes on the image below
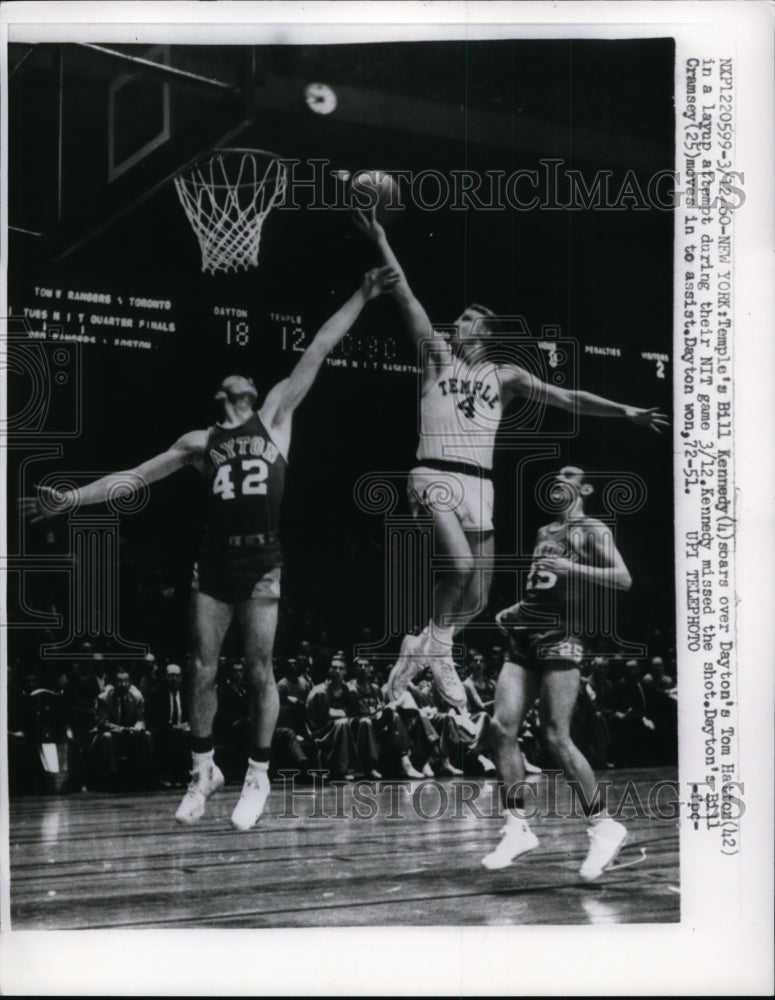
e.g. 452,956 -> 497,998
9,767 -> 679,929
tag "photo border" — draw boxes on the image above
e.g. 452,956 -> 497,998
0,2 -> 772,995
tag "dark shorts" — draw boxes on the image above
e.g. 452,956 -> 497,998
191,560 -> 282,605
506,627 -> 586,673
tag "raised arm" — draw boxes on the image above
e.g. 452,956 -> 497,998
501,367 -> 669,433
354,207 -> 434,348
262,267 -> 397,436
20,429 -> 206,522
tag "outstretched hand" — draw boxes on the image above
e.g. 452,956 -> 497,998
19,485 -> 72,523
361,265 -> 401,300
625,407 -> 670,434
353,206 -> 386,243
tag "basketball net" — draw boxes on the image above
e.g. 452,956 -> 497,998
174,149 -> 287,274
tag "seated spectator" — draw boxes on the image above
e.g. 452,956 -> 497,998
213,659 -> 249,777
277,658 -> 312,735
488,645 -> 506,676
606,654 -> 627,687
63,659 -> 102,790
641,656 -> 676,694
90,669 -> 153,788
50,666 -> 85,788
147,663 -> 190,786
607,659 -> 657,766
641,657 -> 677,765
214,660 -> 311,780
573,666 -> 614,770
271,726 -> 313,781
465,646 -> 484,667
306,655 -> 360,779
132,653 -> 159,700
463,654 -> 495,715
585,654 -> 616,709
297,640 -> 323,685
215,659 -> 248,744
381,672 -> 439,778
517,704 -> 543,774
348,658 -> 422,778
92,652 -> 112,695
8,665 -> 71,793
408,674 -> 496,776
310,634 -> 335,685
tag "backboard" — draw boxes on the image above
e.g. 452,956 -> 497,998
8,43 -> 255,261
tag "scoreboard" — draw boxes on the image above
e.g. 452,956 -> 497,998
269,310 -> 418,374
16,283 -> 177,351
9,272 -> 673,425
9,277 -> 421,376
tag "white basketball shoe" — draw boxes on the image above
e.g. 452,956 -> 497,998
231,762 -> 271,832
425,654 -> 467,711
175,757 -> 224,825
579,817 -> 627,881
482,813 -> 540,870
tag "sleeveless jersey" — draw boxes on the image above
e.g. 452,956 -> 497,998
199,412 -> 286,568
515,519 -> 590,631
416,349 -> 503,470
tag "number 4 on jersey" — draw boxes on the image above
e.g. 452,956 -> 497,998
213,459 -> 268,499
457,395 -> 476,419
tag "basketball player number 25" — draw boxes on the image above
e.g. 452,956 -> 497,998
527,566 -> 557,590
212,459 -> 268,499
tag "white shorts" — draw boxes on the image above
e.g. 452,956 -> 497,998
407,465 -> 494,533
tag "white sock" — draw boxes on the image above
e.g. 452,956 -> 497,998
247,759 -> 269,773
192,749 -> 214,768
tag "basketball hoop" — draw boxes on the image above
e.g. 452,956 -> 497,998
174,148 -> 287,274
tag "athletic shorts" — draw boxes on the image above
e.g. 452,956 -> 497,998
506,626 -> 586,673
407,465 -> 494,533
191,560 -> 282,605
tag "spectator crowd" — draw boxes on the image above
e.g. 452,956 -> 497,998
7,632 -> 677,795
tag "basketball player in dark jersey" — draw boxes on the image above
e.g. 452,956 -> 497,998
23,266 -> 398,830
483,466 -> 631,880
354,208 -> 667,711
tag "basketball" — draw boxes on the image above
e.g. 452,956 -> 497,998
350,170 -> 402,220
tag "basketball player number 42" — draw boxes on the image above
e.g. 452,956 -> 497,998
212,459 -> 268,499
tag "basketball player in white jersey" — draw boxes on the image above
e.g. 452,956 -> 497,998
354,208 -> 667,709
23,266 -> 397,830
484,466 -> 631,881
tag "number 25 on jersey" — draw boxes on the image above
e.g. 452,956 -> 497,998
527,566 -> 558,590
212,459 -> 268,499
